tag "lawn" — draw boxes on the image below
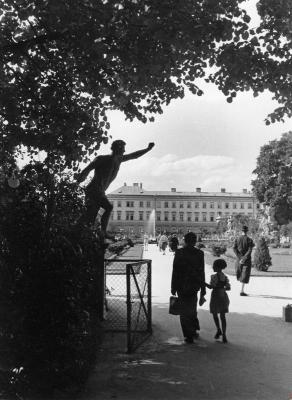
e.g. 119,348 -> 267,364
204,246 -> 292,277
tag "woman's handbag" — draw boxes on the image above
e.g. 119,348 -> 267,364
169,296 -> 183,315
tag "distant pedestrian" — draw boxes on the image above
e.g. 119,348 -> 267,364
206,259 -> 230,343
233,225 -> 255,296
143,233 -> 149,251
159,232 -> 168,255
171,232 -> 206,343
169,234 -> 179,253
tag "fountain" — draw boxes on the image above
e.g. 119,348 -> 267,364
146,209 -> 156,239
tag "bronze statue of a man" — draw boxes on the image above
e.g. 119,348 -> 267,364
77,140 -> 154,236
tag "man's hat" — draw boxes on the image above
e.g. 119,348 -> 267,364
242,225 -> 249,232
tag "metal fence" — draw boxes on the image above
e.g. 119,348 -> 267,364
104,258 -> 152,353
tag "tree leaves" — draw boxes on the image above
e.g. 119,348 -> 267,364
0,0 -> 291,172
252,131 -> 292,226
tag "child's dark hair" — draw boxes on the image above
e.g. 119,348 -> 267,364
213,258 -> 227,270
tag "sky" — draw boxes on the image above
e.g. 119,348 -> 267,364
103,88 -> 291,194
87,1 -> 292,195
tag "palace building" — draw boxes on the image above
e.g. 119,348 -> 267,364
107,182 -> 259,236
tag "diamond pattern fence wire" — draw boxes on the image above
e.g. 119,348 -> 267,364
104,259 -> 152,353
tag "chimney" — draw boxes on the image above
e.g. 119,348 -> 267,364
221,188 -> 226,193
133,182 -> 139,187
139,183 -> 143,189
123,182 -> 127,186
171,188 -> 176,192
196,188 -> 201,193
242,188 -> 247,193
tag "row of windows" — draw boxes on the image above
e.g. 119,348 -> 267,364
117,200 -> 256,210
114,211 -> 254,222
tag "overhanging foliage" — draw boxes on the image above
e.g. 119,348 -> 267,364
1,0 -> 292,171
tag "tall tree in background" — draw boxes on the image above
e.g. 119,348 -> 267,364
252,131 -> 292,226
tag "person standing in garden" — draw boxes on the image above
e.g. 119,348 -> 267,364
77,140 -> 154,237
233,225 -> 255,296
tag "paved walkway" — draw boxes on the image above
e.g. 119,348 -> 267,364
82,244 -> 292,400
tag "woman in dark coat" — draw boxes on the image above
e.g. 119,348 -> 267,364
233,225 -> 255,296
171,232 -> 206,343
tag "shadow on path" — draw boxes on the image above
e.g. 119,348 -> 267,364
248,294 -> 292,301
81,304 -> 292,400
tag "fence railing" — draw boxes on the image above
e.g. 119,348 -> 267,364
104,258 -> 152,353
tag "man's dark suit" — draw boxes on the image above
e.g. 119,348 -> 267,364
171,246 -> 206,340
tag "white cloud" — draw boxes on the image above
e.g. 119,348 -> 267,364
107,154 -> 244,193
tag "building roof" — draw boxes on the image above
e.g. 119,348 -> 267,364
108,184 -> 255,198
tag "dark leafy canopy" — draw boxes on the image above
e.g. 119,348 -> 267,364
1,0 -> 292,171
252,131 -> 292,226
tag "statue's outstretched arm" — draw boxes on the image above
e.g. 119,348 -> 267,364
122,142 -> 154,162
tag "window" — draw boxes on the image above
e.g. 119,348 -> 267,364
248,203 -> 252,209
187,201 -> 191,209
194,212 -> 199,222
179,212 -> 184,221
179,202 -> 184,208
233,203 -> 237,209
210,212 -> 215,222
126,201 -> 134,207
210,202 -> 214,209
146,211 -> 151,220
256,203 -> 260,209
117,211 -> 121,221
202,212 -> 207,222
157,211 -> 161,221
202,202 -> 207,209
156,201 -> 161,208
139,201 -> 143,207
218,203 -> 222,209
146,201 -> 151,208
117,201 -> 122,207
126,211 -> 134,220
164,201 -> 169,208
164,211 -> 169,221
187,212 -> 192,222
225,203 -> 229,209
217,211 -> 222,216
240,203 -> 244,209
172,202 -> 176,208
172,212 -> 176,221
139,211 -> 143,221
195,202 -> 199,208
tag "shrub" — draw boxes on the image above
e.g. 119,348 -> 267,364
281,242 -> 291,249
211,243 -> 227,257
253,237 -> 272,271
107,240 -> 129,255
0,164 -> 104,397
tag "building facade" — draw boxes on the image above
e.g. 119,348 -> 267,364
107,183 -> 259,236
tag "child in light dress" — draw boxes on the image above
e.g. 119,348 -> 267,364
206,259 -> 231,343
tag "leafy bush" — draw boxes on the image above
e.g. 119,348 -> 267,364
107,240 -> 130,255
281,242 -> 291,249
211,243 -> 227,257
0,164 -> 104,397
253,237 -> 272,271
